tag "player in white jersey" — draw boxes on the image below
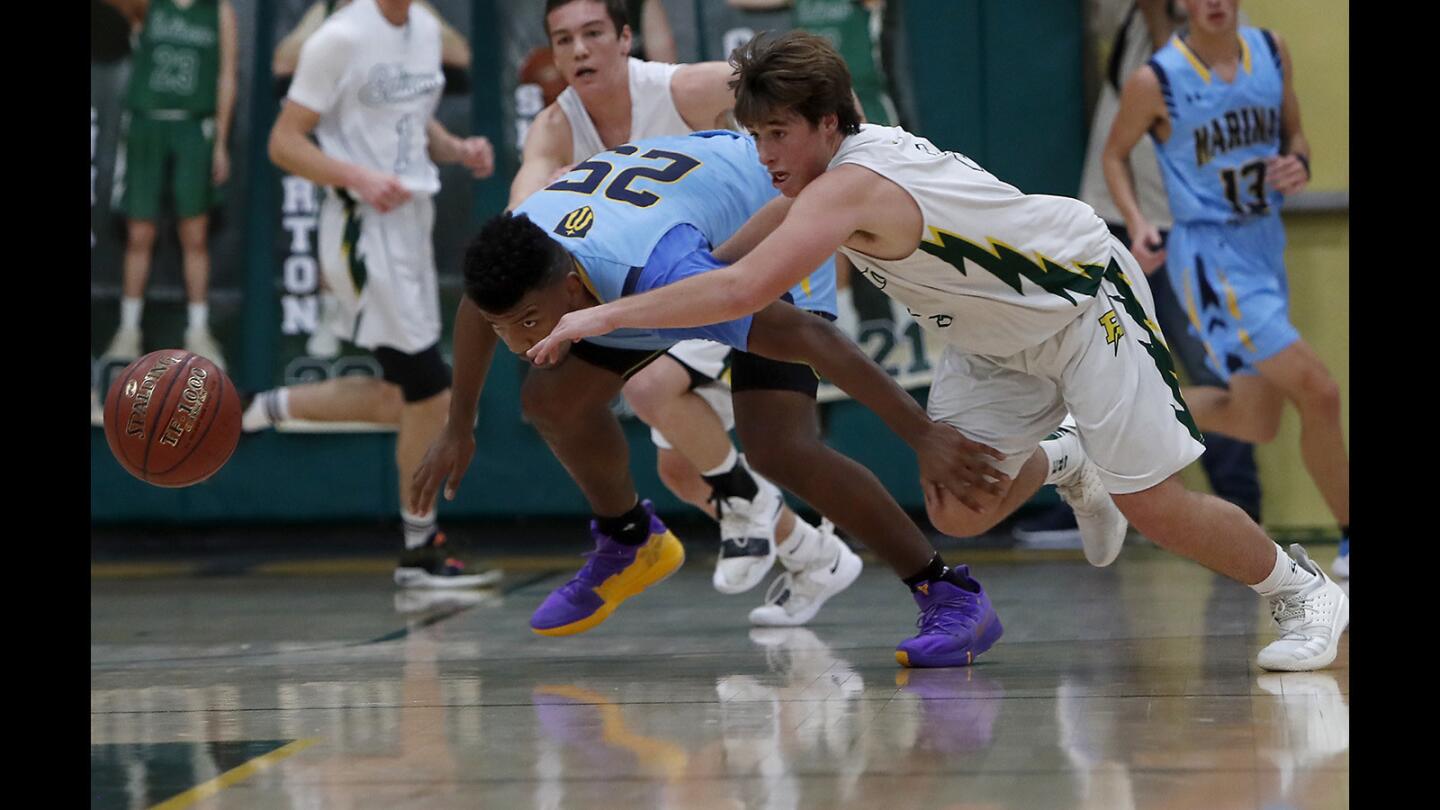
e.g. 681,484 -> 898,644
266,0 -> 500,589
480,0 -> 856,623
531,32 -> 1348,672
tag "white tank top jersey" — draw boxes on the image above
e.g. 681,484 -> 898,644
287,0 -> 445,195
555,58 -> 691,160
832,125 -> 1116,358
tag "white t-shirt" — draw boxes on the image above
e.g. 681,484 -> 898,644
554,58 -> 692,161
832,125 -> 1114,357
288,0 -> 445,195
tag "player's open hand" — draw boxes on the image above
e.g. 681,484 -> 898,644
459,136 -> 496,179
1128,223 -> 1167,275
409,424 -> 476,515
353,168 -> 412,213
915,422 -> 1009,512
526,308 -> 612,366
1265,154 -> 1309,196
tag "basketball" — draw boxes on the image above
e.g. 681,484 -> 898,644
102,350 -> 242,488
519,45 -> 567,107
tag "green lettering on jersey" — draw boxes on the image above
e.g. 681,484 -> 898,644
917,228 -> 1107,305
1103,260 -> 1203,442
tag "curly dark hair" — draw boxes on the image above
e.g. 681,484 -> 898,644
729,31 -> 861,136
463,212 -> 570,313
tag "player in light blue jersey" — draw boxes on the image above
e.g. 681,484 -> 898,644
1103,0 -> 1348,579
411,130 -> 1004,656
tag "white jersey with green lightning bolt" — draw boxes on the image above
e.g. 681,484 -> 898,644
832,125 -> 1117,357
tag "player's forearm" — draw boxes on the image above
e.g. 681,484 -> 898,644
215,75 -> 237,146
446,297 -> 499,430
748,307 -> 934,448
269,126 -> 365,188
1102,151 -> 1148,233
599,266 -> 776,333
426,119 -> 462,164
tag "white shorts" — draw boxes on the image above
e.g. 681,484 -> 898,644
318,190 -> 441,354
925,238 -> 1205,494
650,340 -> 735,451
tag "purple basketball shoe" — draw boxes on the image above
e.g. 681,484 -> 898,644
531,500 -> 685,636
895,567 -> 1003,667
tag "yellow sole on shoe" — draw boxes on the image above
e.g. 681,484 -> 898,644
531,532 -> 686,637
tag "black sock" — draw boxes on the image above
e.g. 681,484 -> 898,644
702,463 -> 759,501
902,553 -> 980,594
596,500 -> 651,546
1340,524 -> 1349,540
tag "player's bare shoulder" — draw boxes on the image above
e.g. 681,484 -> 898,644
525,103 -> 576,162
670,61 -> 738,130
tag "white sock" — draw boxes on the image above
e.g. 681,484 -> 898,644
777,520 -> 826,569
120,297 -> 144,331
1041,426 -> 1083,486
401,508 -> 437,550
242,389 -> 292,432
1251,543 -> 1317,596
187,302 -> 209,330
701,445 -> 740,477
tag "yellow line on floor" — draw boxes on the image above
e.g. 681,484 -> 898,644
148,737 -> 319,810
90,562 -> 196,579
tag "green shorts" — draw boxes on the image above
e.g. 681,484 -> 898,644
120,112 -> 218,220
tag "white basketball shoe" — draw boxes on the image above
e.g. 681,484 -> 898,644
1257,545 -> 1350,672
712,457 -> 783,594
102,326 -> 142,362
1054,447 -> 1128,567
749,521 -> 862,627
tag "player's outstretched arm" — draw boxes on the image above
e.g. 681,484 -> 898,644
527,171 -> 862,364
713,195 -> 795,263
409,297 -> 500,513
508,106 -> 574,209
746,302 -> 1008,509
1103,65 -> 1168,273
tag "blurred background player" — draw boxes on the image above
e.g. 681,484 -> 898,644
265,0 -> 499,588
504,0 -> 855,622
1102,0 -> 1349,578
271,0 -> 474,362
728,0 -> 898,338
99,0 -> 237,369
1015,0 -> 1263,549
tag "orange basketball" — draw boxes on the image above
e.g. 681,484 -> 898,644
519,45 -> 567,107
103,350 -> 242,488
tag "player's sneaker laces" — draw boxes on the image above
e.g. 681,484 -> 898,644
1331,537 -> 1348,579
1055,454 -> 1127,567
749,521 -> 862,626
102,327 -> 142,361
394,530 -> 503,589
711,458 -> 783,594
184,325 -> 227,371
1256,545 -> 1349,672
895,568 -> 1004,668
530,500 -> 685,636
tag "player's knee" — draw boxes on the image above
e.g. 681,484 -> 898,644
520,371 -> 577,428
1112,478 -> 1188,540
622,373 -> 671,426
373,344 -> 451,404
925,491 -> 1001,538
127,221 -> 157,252
1293,368 -> 1342,421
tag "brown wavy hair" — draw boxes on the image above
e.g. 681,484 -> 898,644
728,31 -> 862,136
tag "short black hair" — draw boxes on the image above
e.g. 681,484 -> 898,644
544,0 -> 628,37
463,212 -> 571,313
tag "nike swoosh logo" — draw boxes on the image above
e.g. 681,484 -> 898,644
830,553 -> 842,574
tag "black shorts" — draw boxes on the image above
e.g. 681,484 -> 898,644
568,309 -> 832,397
567,340 -> 667,380
731,310 -> 834,398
